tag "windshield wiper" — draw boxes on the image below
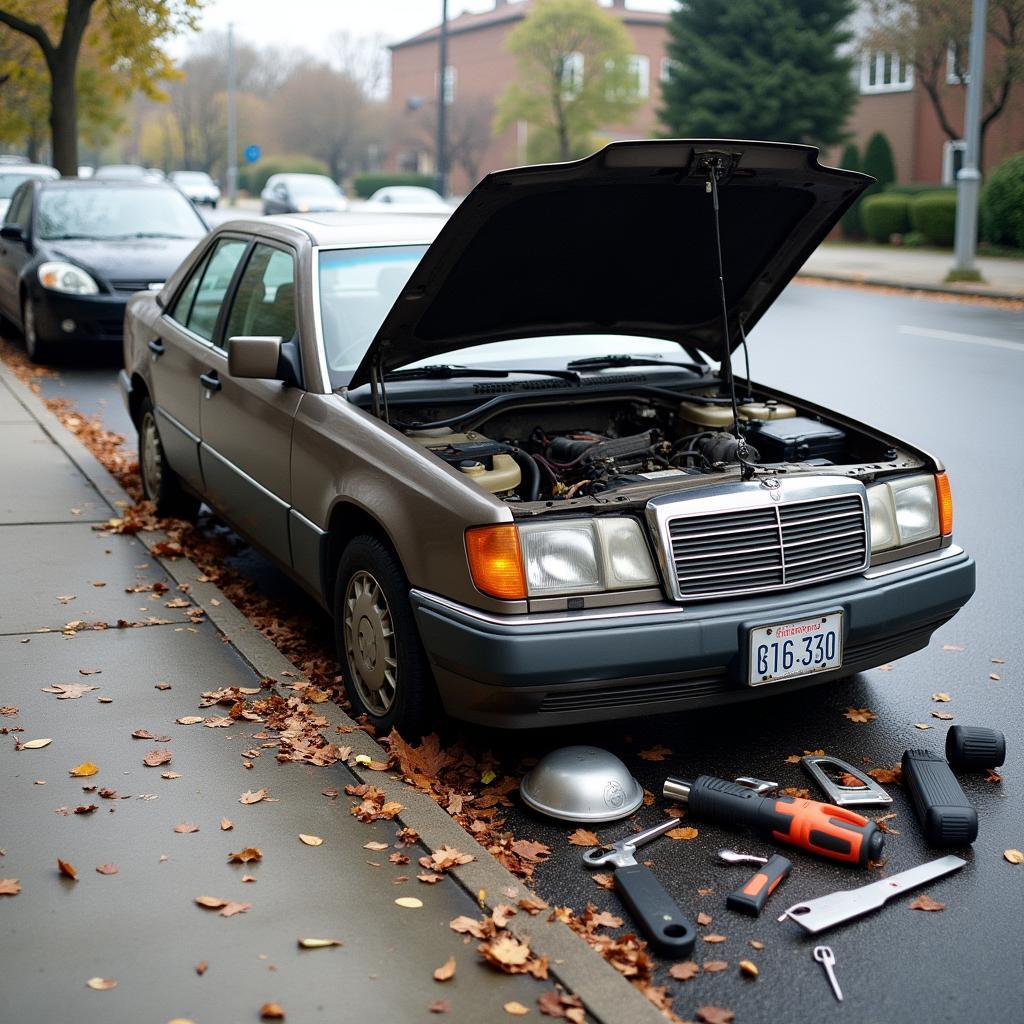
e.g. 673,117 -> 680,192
385,364 -> 580,382
106,232 -> 198,240
567,354 -> 709,375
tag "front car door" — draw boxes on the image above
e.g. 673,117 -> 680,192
0,184 -> 33,320
149,234 -> 249,492
198,240 -> 301,566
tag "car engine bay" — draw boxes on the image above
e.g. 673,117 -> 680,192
392,385 -> 916,504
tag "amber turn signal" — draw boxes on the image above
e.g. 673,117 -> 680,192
465,525 -> 526,600
935,473 -> 953,536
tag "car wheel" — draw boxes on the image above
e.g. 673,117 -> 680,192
334,535 -> 438,738
22,295 -> 52,364
138,396 -> 200,519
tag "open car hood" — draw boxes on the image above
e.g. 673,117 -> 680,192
349,140 -> 871,389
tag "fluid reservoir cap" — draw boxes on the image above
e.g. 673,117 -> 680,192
459,460 -> 485,474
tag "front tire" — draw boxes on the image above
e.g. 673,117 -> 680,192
22,295 -> 52,364
138,396 -> 200,519
334,535 -> 438,738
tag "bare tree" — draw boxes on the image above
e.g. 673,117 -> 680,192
399,97 -> 494,189
866,0 -> 1024,159
329,30 -> 389,100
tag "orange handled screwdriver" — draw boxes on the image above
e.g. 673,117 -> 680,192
663,775 -> 884,866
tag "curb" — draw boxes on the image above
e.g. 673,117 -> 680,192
0,361 -> 666,1024
795,270 -> 1024,303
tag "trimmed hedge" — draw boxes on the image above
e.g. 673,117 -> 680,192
238,156 -> 330,194
884,182 -> 956,197
839,142 -> 862,238
910,191 -> 958,247
351,172 -> 438,199
860,194 -> 911,243
980,152 -> 1024,249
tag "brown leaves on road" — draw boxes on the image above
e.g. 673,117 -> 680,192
536,991 -> 585,1022
41,683 -> 98,700
363,841 -> 389,852
567,828 -> 600,847
510,839 -> 551,864
220,818 -> 233,831
703,960 -> 729,973
298,834 -> 323,847
874,812 -> 901,836
17,738 -> 52,750
433,956 -> 457,982
69,762 -> 98,777
697,911 -> 713,926
637,744 -> 672,762
298,938 -> 343,949
95,864 -> 118,875
132,729 -> 170,741
74,804 -> 98,815
227,847 -> 262,864
738,959 -> 759,978
931,711 -> 955,721
667,826 -> 699,841
347,784 -> 402,822
868,766 -> 903,785
696,1008 -> 735,1024
57,859 -> 78,880
1004,849 -> 1024,864
259,1003 -> 285,1020
86,977 -> 117,991
143,750 -> 172,767
931,693 -> 952,702
703,934 -> 727,944
0,878 -> 21,895
176,716 -> 204,725
669,961 -> 699,981
174,823 -> 199,834
909,894 -> 945,912
194,895 -> 252,917
591,873 -> 615,891
428,1000 -> 450,1015
784,748 -> 825,764
504,1002 -> 530,1016
240,788 -> 269,805
844,707 -> 877,724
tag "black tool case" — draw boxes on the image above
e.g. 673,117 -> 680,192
748,416 -> 847,463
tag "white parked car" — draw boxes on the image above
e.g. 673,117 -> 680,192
362,186 -> 452,214
0,164 -> 59,223
170,170 -> 221,208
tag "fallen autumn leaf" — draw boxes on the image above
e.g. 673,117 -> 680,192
69,762 -> 98,777
433,956 -> 456,982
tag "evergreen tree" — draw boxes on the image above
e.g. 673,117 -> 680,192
858,130 -> 896,233
659,0 -> 858,148
839,142 -> 863,237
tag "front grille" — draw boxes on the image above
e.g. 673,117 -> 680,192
667,493 -> 867,600
111,279 -> 157,294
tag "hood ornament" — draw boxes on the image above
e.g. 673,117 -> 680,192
761,477 -> 782,501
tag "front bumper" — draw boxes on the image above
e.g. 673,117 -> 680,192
31,287 -> 127,344
411,545 -> 975,728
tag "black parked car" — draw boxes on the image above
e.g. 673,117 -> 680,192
0,178 -> 207,361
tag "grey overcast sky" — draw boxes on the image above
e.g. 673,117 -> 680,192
176,0 -> 675,63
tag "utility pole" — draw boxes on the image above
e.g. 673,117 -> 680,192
951,0 -> 987,280
227,22 -> 238,205
436,0 -> 448,198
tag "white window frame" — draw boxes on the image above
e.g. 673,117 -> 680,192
946,42 -> 969,85
942,139 -> 967,185
628,54 -> 650,98
859,51 -> 914,94
434,65 -> 457,105
659,57 -> 677,83
562,51 -> 584,96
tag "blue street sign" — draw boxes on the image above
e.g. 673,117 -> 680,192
244,144 -> 261,164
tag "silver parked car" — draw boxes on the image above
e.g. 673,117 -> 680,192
260,173 -> 347,215
120,140 -> 974,737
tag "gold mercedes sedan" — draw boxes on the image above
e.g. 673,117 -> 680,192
120,140 -> 974,737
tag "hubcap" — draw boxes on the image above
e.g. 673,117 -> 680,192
140,411 -> 163,500
343,570 -> 397,716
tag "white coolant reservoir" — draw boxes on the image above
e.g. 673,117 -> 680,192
680,398 -> 796,428
457,453 -> 522,494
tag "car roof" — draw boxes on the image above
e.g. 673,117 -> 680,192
212,211 -> 448,247
0,164 -> 57,176
35,177 -> 178,191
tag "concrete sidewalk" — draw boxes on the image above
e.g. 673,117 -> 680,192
0,368 -> 659,1024
799,242 -> 1024,300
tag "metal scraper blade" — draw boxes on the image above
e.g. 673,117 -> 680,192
778,856 -> 966,934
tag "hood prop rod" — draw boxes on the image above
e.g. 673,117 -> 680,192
370,355 -> 390,424
705,158 -> 756,482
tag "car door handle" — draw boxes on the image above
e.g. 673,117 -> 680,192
199,370 -> 221,392
148,338 -> 165,356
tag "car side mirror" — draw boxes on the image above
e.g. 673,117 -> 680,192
0,224 -> 25,243
227,335 -> 283,379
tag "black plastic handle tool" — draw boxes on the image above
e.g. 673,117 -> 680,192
726,854 -> 792,916
613,864 -> 697,956
902,749 -> 978,847
945,726 -> 1006,771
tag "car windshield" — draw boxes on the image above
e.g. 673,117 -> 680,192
36,186 -> 207,241
374,188 -> 445,205
95,165 -> 147,179
318,245 -> 684,388
285,176 -> 340,198
0,169 -> 56,199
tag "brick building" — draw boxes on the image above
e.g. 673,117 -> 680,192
388,0 -> 1024,195
388,0 -> 670,195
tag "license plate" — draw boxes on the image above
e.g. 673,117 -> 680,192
748,612 -> 843,687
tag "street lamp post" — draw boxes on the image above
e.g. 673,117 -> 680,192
951,0 -> 988,280
227,22 -> 238,206
436,0 -> 448,199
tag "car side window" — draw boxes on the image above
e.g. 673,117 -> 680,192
7,185 -> 31,230
185,238 -> 247,341
223,243 -> 296,344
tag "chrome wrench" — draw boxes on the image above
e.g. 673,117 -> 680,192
778,855 -> 966,933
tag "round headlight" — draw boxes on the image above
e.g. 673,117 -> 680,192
38,261 -> 99,295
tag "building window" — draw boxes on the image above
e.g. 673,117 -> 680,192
946,42 -> 969,85
659,57 -> 678,83
434,65 -> 457,105
859,51 -> 914,93
562,51 -> 584,95
942,140 -> 967,184
628,54 -> 650,98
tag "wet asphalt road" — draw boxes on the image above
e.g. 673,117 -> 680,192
24,283 -> 1024,1022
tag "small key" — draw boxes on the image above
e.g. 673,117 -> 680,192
813,946 -> 843,1002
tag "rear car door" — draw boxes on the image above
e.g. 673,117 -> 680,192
150,235 -> 249,493
198,240 -> 301,566
0,185 -> 33,320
